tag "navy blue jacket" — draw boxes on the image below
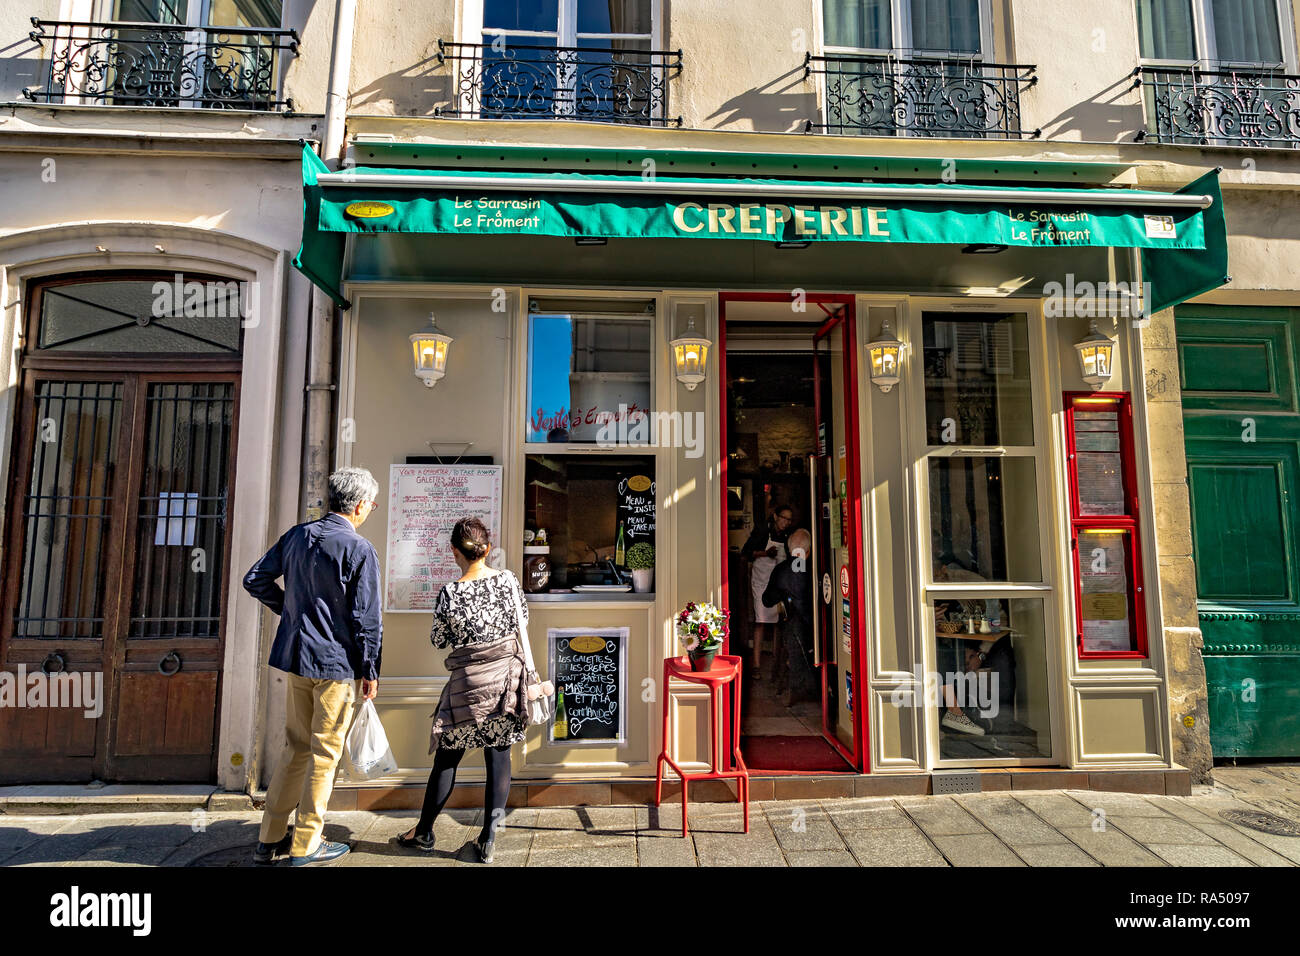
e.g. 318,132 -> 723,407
243,513 -> 383,681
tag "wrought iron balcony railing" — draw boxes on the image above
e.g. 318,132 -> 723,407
435,39 -> 682,126
24,18 -> 299,110
1134,64 -> 1300,148
805,52 -> 1039,139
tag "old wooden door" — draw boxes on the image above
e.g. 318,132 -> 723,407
0,276 -> 242,782
1178,305 -> 1300,758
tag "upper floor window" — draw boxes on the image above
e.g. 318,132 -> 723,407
436,1 -> 679,125
1134,0 -> 1300,147
483,0 -> 653,49
1136,0 -> 1291,67
811,0 -> 1037,139
26,0 -> 295,110
823,0 -> 983,55
113,0 -> 283,29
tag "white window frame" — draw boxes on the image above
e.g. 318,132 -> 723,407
1135,0 -> 1298,71
903,298 -> 1063,769
817,0 -> 995,58
457,0 -> 665,121
79,0 -> 284,108
99,0 -> 283,28
812,0 -> 999,137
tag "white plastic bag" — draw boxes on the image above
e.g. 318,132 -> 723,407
341,699 -> 398,781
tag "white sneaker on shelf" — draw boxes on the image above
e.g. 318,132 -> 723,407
941,711 -> 986,736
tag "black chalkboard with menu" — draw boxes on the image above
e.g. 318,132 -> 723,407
549,628 -> 626,743
616,473 -> 655,551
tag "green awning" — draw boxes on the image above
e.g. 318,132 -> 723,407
295,144 -> 1225,311
1142,169 -> 1230,315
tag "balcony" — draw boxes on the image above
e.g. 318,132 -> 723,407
1134,65 -> 1300,149
805,53 -> 1038,139
23,18 -> 299,111
434,39 -> 682,127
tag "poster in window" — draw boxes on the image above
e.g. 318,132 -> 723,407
1079,531 -> 1133,652
385,464 -> 502,612
1073,410 -> 1125,515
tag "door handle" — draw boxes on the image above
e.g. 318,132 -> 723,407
158,651 -> 182,676
41,651 -> 67,675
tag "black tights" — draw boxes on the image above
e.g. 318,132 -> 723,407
413,743 -> 512,842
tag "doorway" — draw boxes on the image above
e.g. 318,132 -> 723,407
0,275 -> 243,783
720,293 -> 864,773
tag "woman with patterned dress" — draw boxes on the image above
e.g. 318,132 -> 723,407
396,517 -> 530,863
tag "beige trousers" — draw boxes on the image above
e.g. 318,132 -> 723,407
258,672 -> 357,857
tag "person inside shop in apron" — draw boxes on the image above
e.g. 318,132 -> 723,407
741,505 -> 794,679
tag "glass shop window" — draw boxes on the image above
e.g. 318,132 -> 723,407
923,311 -> 1033,447
523,454 -> 655,594
526,302 -> 653,443
931,597 -> 1053,760
922,308 -> 1054,761
929,456 -> 1042,583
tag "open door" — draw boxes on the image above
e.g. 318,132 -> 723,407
811,306 -> 866,769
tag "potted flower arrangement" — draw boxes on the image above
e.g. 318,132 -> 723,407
676,601 -> 728,671
626,542 -> 655,593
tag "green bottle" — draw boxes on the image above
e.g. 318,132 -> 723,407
615,521 -> 626,566
553,686 -> 569,740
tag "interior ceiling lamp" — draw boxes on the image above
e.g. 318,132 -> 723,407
410,312 -> 453,387
670,317 -> 711,391
866,318 -> 905,392
1074,320 -> 1115,390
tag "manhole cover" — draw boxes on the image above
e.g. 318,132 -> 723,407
1219,808 -> 1300,837
187,845 -> 263,867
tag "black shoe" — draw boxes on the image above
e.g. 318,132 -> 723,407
289,840 -> 350,866
252,827 -> 294,865
475,834 -> 495,864
394,829 -> 436,852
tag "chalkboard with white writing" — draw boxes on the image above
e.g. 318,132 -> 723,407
616,473 -> 655,552
547,627 -> 627,744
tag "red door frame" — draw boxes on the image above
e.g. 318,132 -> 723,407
718,292 -> 869,773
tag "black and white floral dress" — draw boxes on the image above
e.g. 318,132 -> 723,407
430,570 -> 530,749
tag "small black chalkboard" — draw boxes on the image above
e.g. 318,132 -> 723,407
548,628 -> 626,743
616,473 -> 655,553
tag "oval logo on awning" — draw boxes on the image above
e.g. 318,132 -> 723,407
345,201 -> 395,219
569,635 -> 605,654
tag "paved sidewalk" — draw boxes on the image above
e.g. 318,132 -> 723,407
1,765 -> 1298,867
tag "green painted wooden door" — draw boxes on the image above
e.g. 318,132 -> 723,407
1178,306 -> 1300,757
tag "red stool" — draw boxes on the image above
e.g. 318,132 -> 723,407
654,653 -> 749,837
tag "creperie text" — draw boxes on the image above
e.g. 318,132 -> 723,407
671,202 -> 890,237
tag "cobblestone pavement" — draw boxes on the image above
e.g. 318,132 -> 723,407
2,765 -> 1298,867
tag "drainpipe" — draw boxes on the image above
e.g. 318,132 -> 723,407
301,0 -> 357,520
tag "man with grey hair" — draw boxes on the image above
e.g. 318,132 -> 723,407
243,466 -> 383,866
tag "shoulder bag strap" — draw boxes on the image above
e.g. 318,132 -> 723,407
509,574 -> 538,675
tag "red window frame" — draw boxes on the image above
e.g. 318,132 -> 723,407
1064,391 -> 1148,659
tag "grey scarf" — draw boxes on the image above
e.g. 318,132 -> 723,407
428,637 -> 527,754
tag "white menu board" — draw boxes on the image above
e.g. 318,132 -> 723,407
385,464 -> 502,612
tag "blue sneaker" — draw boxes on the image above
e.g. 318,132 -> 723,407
290,841 -> 350,866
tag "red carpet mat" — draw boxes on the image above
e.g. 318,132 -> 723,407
741,735 -> 855,773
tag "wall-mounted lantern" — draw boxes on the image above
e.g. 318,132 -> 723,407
1073,320 -> 1115,390
670,317 -> 711,391
866,318 -> 905,393
410,312 -> 453,388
